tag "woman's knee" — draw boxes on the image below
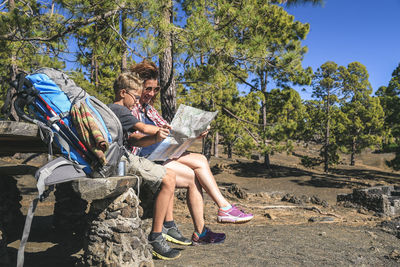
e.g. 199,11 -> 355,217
182,153 -> 209,169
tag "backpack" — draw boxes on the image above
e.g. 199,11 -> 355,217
12,67 -> 125,177
8,68 -> 126,267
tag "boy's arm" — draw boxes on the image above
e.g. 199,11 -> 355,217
134,122 -> 171,135
127,127 -> 169,147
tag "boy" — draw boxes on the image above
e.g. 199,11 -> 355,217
108,72 -> 183,260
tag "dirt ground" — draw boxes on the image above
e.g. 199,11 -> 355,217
3,142 -> 400,266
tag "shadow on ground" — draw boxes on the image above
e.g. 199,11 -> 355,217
225,160 -> 400,191
7,215 -> 83,267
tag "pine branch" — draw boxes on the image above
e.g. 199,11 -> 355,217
0,3 -> 126,42
222,107 -> 265,127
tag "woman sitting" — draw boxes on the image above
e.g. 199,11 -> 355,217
128,60 -> 253,243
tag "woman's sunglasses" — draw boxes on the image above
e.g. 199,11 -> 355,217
145,86 -> 160,93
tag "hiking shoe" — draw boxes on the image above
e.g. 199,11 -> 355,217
148,234 -> 181,260
217,204 -> 254,223
162,225 -> 192,246
191,227 -> 226,245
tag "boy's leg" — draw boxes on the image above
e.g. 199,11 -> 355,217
125,155 -> 180,260
152,168 -> 175,233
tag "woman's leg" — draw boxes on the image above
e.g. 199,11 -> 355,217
164,160 -> 205,233
174,153 -> 230,209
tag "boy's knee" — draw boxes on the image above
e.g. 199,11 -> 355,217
161,169 -> 176,189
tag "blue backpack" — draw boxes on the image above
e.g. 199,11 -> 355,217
13,68 -> 125,177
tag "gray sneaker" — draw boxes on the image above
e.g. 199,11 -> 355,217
148,234 -> 181,260
162,225 -> 192,246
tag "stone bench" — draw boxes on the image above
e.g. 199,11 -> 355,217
54,176 -> 154,266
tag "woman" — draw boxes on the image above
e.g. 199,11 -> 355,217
129,60 -> 253,244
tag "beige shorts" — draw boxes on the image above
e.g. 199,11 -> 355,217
123,154 -> 166,193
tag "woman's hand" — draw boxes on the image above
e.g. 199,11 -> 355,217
198,125 -> 210,139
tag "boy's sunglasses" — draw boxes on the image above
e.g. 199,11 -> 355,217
125,90 -> 141,100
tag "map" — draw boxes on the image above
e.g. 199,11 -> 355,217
146,104 -> 218,161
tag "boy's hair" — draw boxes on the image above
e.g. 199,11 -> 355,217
129,60 -> 159,81
113,72 -> 143,96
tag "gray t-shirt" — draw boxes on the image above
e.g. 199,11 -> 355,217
108,103 -> 140,134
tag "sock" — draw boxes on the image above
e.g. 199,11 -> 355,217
220,205 -> 232,211
148,232 -> 162,241
163,220 -> 175,228
195,227 -> 207,238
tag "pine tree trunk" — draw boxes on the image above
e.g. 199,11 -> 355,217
350,137 -> 356,166
227,142 -> 232,159
264,152 -> 271,169
159,0 -> 176,123
214,131 -> 219,158
324,92 -> 331,173
7,0 -> 18,121
203,136 -> 212,161
120,12 -> 128,72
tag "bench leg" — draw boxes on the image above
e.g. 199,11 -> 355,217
0,224 -> 9,266
83,188 -> 153,266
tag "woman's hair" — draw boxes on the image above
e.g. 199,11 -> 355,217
113,72 -> 143,96
129,60 -> 159,81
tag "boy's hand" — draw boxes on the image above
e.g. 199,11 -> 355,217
161,124 -> 172,130
155,127 -> 170,142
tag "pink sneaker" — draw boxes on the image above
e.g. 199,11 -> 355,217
217,205 -> 254,223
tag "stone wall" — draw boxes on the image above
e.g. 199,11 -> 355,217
337,185 -> 400,216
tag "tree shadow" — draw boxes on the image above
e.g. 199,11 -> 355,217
329,168 -> 400,184
226,160 -> 400,190
7,215 -> 84,267
291,173 -> 375,189
229,161 -> 316,179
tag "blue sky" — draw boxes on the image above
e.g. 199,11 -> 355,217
286,0 -> 400,99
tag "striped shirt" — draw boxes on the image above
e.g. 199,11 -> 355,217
130,103 -> 168,155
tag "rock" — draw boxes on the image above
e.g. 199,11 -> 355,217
377,216 -> 400,238
308,217 -> 335,223
387,249 -> 400,261
264,213 -> 276,220
310,195 -> 329,208
176,189 -> 187,201
227,184 -> 248,199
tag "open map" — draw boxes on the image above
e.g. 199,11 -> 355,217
146,104 -> 218,161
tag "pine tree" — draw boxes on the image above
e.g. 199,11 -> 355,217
338,62 -> 384,165
311,61 -> 342,172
